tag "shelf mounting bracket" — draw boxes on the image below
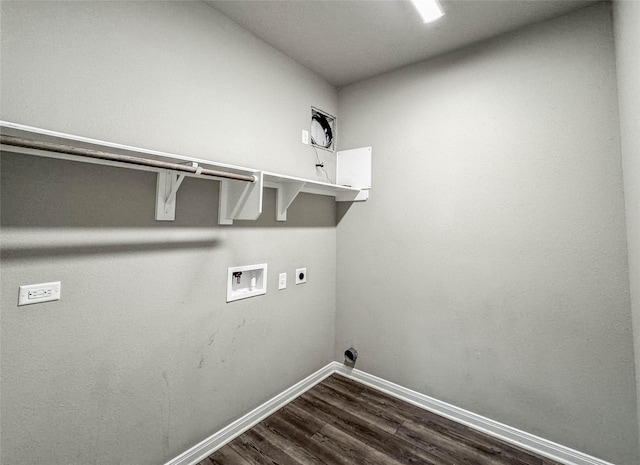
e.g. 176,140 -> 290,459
155,163 -> 200,221
219,171 -> 263,225
276,181 -> 305,221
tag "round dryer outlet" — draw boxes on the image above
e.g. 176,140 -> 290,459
295,268 -> 307,285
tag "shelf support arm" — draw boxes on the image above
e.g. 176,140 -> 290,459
219,171 -> 264,225
156,163 -> 199,221
276,181 -> 305,221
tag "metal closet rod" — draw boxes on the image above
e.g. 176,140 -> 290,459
0,134 -> 256,183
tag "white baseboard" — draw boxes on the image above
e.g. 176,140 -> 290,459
164,363 -> 335,465
165,361 -> 616,465
333,364 -> 616,465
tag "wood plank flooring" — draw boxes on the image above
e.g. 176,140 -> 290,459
199,374 -> 562,465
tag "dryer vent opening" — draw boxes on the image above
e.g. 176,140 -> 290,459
344,347 -> 358,367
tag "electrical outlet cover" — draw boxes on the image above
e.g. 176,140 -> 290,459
19,281 -> 61,306
295,268 -> 307,285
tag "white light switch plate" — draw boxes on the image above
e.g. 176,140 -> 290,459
279,272 -> 287,290
302,129 -> 309,145
19,281 -> 61,306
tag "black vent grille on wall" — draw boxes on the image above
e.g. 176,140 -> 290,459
310,107 -> 335,152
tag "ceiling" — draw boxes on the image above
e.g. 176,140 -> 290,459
206,0 -> 601,87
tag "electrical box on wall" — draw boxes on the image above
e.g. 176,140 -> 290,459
227,264 -> 267,302
336,146 -> 372,189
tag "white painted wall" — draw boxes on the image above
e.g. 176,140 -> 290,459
336,4 -> 639,464
613,0 -> 640,450
0,2 -> 337,464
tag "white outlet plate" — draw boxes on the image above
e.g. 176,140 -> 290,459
279,272 -> 287,290
295,268 -> 307,285
302,129 -> 309,145
19,281 -> 61,306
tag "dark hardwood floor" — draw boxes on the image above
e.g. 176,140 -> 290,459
199,374 -> 562,465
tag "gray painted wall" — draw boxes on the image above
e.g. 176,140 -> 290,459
613,0 -> 640,450
0,2 -> 337,464
0,0 -> 337,181
2,1 -> 639,464
336,4 -> 638,464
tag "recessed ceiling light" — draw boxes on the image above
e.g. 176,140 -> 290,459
409,0 -> 445,24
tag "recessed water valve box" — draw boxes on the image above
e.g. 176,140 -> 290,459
227,264 -> 267,302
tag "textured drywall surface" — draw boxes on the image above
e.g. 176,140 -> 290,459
613,0 -> 640,449
0,2 -> 337,464
336,4 -> 638,464
0,0 -> 337,180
